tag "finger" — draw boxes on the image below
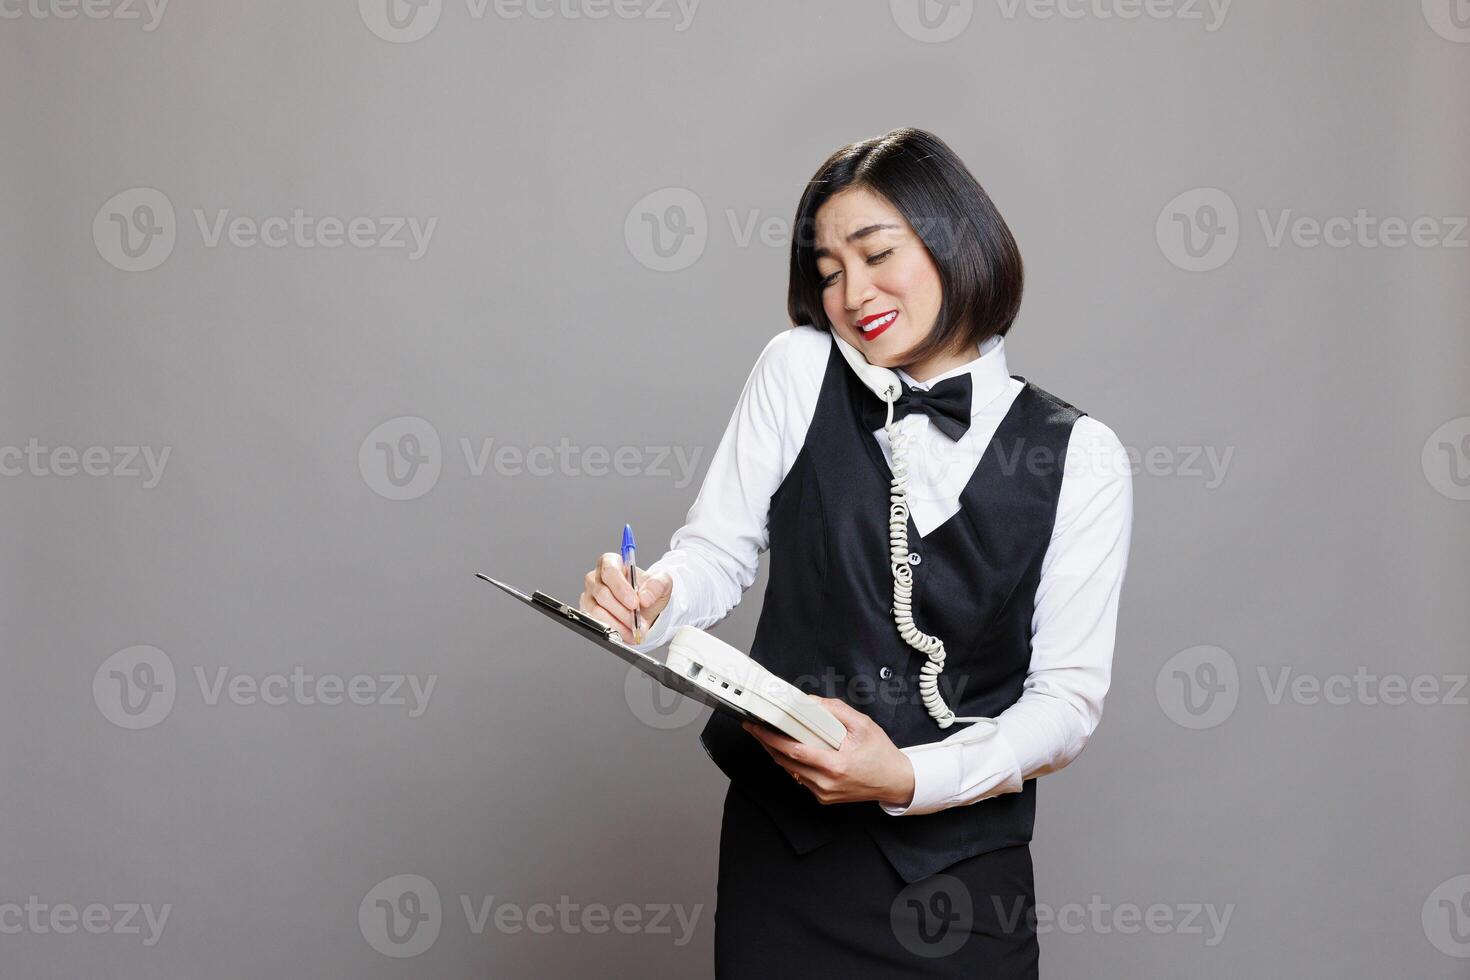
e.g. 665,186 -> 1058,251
752,738 -> 827,788
742,721 -> 818,767
599,552 -> 639,608
638,570 -> 671,608
579,590 -> 632,635
590,578 -> 635,620
815,696 -> 867,729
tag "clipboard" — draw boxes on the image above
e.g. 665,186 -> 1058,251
474,573 -> 763,726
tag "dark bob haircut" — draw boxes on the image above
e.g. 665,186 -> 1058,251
786,127 -> 1024,370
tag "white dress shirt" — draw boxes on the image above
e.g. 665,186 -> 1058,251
629,324 -> 1133,817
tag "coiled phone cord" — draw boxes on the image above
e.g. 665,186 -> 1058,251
880,392 -> 987,730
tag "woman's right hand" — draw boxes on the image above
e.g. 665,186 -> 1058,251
579,553 -> 673,643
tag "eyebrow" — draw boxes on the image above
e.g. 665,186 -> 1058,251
813,222 -> 901,260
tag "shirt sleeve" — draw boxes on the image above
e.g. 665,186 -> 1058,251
880,415 -> 1134,816
626,330 -> 803,653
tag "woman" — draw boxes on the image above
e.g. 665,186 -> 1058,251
580,127 -> 1132,977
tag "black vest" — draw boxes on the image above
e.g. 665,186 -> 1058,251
700,332 -> 1085,884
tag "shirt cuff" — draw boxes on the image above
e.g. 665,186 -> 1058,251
880,725 -> 1026,816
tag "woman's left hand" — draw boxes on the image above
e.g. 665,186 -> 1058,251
743,697 -> 915,807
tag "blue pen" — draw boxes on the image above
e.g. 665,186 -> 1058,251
621,523 -> 641,644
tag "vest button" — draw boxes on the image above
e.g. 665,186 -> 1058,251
879,666 -> 893,680
908,553 -> 922,565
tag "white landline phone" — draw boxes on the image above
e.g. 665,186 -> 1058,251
666,625 -> 846,750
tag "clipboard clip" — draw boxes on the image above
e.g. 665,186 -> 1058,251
530,590 -> 623,643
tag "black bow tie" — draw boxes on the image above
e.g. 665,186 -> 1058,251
860,373 -> 973,441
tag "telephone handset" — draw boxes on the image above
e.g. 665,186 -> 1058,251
830,330 -> 998,736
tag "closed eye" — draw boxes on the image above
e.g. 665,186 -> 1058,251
818,249 -> 896,289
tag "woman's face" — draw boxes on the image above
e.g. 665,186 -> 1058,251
813,186 -> 952,376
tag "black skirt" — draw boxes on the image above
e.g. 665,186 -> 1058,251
714,784 -> 1039,979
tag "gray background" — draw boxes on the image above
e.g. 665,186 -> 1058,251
3,0 -> 1468,976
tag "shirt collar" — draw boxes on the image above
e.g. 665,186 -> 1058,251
895,333 -> 1010,418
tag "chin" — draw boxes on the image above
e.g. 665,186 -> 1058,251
864,331 -> 915,368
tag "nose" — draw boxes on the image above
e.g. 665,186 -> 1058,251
843,264 -> 877,314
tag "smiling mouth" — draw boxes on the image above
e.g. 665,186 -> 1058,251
856,309 -> 898,340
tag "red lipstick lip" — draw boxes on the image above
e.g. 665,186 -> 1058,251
856,309 -> 898,341
856,309 -> 898,328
